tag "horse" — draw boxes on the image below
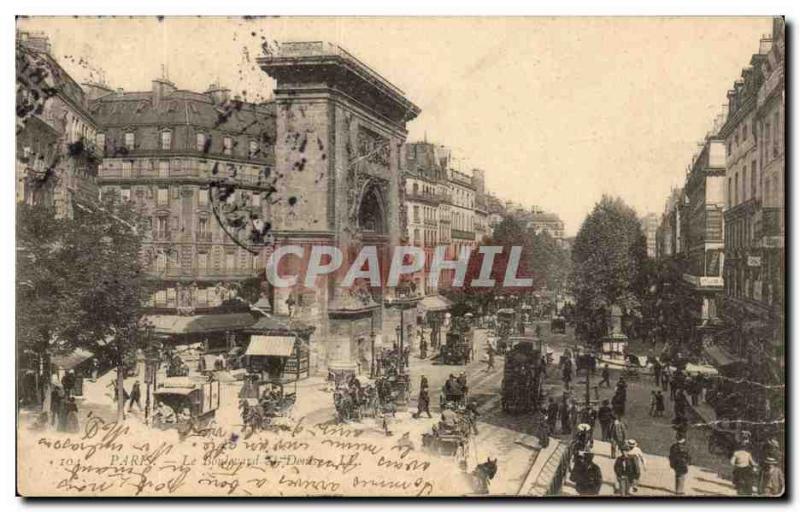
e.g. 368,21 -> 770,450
469,458 -> 498,494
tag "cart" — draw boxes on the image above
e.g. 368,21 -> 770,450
440,331 -> 472,365
152,377 -> 220,433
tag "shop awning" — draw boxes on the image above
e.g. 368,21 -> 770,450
144,313 -> 256,335
154,387 -> 195,396
246,335 -> 296,357
51,348 -> 93,370
420,294 -> 453,312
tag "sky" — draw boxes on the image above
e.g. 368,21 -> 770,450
17,16 -> 774,235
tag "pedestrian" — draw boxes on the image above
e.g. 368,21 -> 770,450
128,380 -> 142,412
91,359 -> 100,381
673,389 -> 688,420
610,416 -> 627,459
562,363 -> 573,389
466,399 -> 480,435
536,410 -> 551,449
546,397 -> 559,434
661,368 -> 671,394
50,385 -> 65,427
599,364 -> 611,388
413,385 -> 432,419
654,390 -> 665,417
731,442 -> 757,495
668,436 -> 691,495
616,377 -> 628,400
486,347 -> 495,371
653,358 -> 662,387
63,396 -> 80,433
598,400 -> 613,441
649,390 -> 657,416
758,457 -> 784,496
611,390 -> 625,418
613,443 -> 639,496
61,370 -> 76,398
626,439 -> 646,492
560,396 -> 572,435
571,452 -> 603,496
580,406 -> 597,445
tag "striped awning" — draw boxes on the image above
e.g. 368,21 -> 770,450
246,335 -> 296,357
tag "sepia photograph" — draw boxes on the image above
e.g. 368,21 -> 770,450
13,15 -> 786,498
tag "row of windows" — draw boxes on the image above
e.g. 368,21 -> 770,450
101,185 -> 263,209
95,131 -> 260,158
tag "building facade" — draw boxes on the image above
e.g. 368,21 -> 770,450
259,42 -> 420,373
640,213 -> 659,258
16,31 -> 100,218
90,77 -> 276,351
720,18 -> 784,362
681,137 -> 727,342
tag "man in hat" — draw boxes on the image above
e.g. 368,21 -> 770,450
758,457 -> 784,496
598,364 -> 611,388
730,441 -> 757,495
413,378 -> 432,419
613,442 -> 639,496
626,439 -> 646,492
610,416 -> 627,459
598,400 -> 613,441
668,435 -> 691,495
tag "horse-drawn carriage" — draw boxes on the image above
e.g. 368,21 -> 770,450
440,331 -> 472,365
501,337 -> 545,414
239,378 -> 296,432
332,375 -> 382,422
422,403 -> 473,458
152,376 -> 220,434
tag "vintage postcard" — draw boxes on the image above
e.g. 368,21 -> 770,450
15,16 -> 785,497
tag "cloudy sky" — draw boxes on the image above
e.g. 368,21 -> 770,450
17,16 -> 773,235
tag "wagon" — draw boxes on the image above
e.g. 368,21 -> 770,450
440,331 -> 472,365
152,377 -> 220,433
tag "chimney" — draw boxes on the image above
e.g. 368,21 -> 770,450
205,82 -> 230,106
152,78 -> 176,109
759,36 -> 773,55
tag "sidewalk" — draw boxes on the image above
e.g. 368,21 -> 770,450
560,439 -> 736,497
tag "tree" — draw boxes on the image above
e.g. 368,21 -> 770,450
570,195 -> 648,345
16,197 -> 153,420
16,204 -> 82,411
68,197 -> 153,419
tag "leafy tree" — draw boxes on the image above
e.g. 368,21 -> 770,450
570,195 -> 648,345
16,198 -> 152,420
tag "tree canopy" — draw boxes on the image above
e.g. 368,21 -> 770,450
570,195 -> 648,343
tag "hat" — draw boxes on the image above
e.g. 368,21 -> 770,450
627,439 -> 638,447
764,457 -> 778,464
577,423 -> 591,432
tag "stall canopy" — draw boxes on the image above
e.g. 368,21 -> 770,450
51,348 -> 93,370
145,313 -> 256,335
246,336 -> 296,357
420,295 -> 453,312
